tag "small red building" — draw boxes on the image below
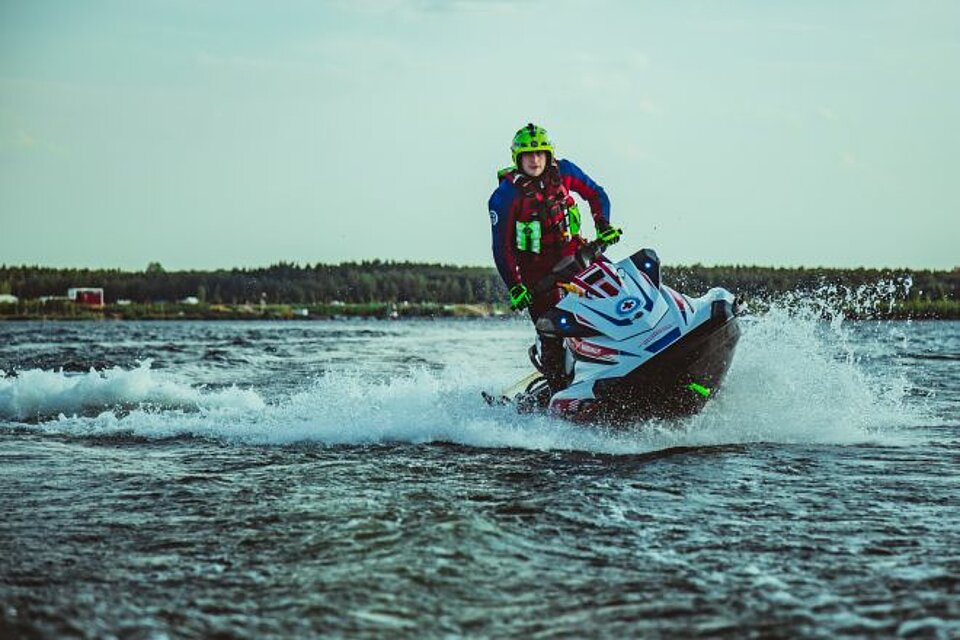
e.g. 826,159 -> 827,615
68,288 -> 105,308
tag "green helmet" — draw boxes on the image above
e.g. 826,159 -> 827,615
511,123 -> 554,165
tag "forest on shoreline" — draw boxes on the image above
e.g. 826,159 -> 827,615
1,259 -> 957,320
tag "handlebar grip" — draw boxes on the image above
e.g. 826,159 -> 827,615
532,240 -> 608,294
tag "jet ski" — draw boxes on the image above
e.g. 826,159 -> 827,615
484,241 -> 742,424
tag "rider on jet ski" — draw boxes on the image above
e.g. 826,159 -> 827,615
488,123 -> 622,394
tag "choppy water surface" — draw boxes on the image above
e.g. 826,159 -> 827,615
1,310 -> 958,638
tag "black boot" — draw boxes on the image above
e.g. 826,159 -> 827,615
537,333 -> 569,394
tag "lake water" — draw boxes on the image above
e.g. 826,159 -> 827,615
1,308 -> 958,638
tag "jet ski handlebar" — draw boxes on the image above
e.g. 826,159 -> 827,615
532,239 -> 607,295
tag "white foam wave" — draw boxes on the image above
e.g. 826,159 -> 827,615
0,361 -> 265,422
0,298 -> 928,452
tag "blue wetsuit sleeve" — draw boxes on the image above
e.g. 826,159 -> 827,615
558,158 -> 611,227
488,182 -> 522,287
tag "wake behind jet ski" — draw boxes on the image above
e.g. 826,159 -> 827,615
485,241 -> 742,424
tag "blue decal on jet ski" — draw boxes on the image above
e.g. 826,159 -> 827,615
617,297 -> 642,316
625,272 -> 655,311
645,327 -> 682,353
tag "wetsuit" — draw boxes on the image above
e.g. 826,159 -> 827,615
488,159 -> 611,390
488,158 -> 611,319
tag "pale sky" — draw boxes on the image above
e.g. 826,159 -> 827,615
1,0 -> 958,270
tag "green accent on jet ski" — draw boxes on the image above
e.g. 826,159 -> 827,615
687,383 -> 711,398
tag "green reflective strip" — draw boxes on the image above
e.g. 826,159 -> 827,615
687,383 -> 711,398
516,221 -> 542,253
566,204 -> 581,235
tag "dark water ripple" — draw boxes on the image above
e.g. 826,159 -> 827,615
1,320 -> 958,638
2,438 -> 958,638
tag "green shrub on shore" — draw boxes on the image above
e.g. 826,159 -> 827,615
890,298 -> 960,319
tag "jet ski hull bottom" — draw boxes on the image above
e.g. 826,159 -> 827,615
551,300 -> 741,424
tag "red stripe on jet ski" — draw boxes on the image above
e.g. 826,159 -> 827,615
600,282 -> 619,297
596,259 -> 621,283
571,275 -> 603,298
569,337 -> 619,362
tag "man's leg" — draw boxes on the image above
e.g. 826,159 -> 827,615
537,331 -> 569,393
529,292 -> 570,394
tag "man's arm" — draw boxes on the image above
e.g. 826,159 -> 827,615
558,158 -> 611,229
489,182 -> 522,287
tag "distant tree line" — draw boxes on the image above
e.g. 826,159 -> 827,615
0,259 -> 957,306
0,261 -> 504,305
662,264 -> 958,304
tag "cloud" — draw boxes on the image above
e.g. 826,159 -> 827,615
2,128 -> 67,156
626,51 -> 651,71
195,50 -> 280,73
637,98 -> 662,115
566,48 -> 655,99
16,130 -> 36,148
332,0 -> 525,16
0,108 -> 65,156
817,107 -> 840,122
418,0 -> 524,13
695,16 -> 826,36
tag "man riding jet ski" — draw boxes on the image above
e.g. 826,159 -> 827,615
486,240 -> 742,423
486,123 -> 740,423
488,124 -> 616,395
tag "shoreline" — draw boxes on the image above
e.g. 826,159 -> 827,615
0,302 -> 512,322
1,299 -> 957,321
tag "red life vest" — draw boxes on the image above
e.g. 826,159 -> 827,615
500,164 -> 585,299
503,165 -> 582,249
